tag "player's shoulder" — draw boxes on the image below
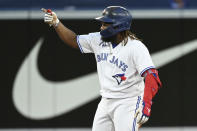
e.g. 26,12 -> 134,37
88,32 -> 102,44
78,32 -> 101,44
87,32 -> 101,38
127,39 -> 147,49
86,32 -> 101,42
79,32 -> 100,39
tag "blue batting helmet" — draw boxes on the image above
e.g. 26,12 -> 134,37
95,6 -> 132,38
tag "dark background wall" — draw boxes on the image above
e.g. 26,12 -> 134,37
0,18 -> 197,128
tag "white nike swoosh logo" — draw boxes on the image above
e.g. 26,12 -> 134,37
152,39 -> 197,68
13,38 -> 197,120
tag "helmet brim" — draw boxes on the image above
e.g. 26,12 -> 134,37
95,16 -> 114,23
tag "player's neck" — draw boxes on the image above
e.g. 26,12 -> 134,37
115,34 -> 125,44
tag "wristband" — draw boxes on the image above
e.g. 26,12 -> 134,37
54,19 -> 60,28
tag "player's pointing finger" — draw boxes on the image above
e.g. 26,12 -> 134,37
41,8 -> 47,13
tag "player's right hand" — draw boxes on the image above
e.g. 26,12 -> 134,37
42,8 -> 60,27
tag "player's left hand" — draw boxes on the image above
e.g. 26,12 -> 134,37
135,100 -> 151,126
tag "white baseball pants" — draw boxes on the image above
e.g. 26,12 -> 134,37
92,96 -> 141,131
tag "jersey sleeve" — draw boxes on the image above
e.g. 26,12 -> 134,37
76,33 -> 96,53
132,41 -> 155,76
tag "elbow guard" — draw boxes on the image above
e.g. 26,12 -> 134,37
142,68 -> 162,101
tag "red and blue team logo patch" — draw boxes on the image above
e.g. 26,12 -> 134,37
112,73 -> 127,85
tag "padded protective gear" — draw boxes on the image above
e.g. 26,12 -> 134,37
135,68 -> 162,125
143,69 -> 162,103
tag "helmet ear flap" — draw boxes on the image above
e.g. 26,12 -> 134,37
100,21 -> 131,38
100,26 -> 116,38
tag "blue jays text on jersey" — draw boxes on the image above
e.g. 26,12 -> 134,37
96,53 -> 128,72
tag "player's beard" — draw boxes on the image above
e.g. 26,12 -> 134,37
101,34 -> 118,43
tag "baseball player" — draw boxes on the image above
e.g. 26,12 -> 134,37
42,6 -> 162,131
